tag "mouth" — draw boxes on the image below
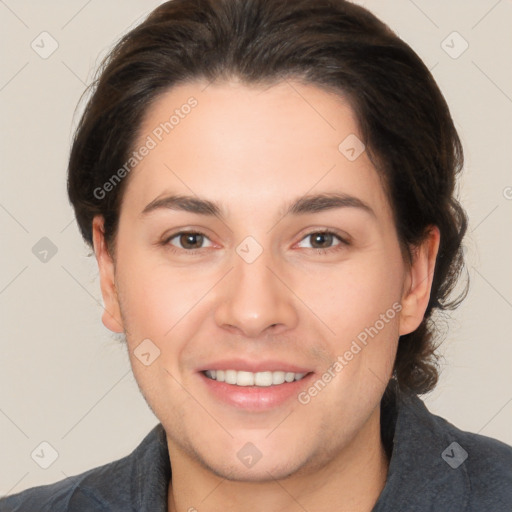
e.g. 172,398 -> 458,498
198,365 -> 314,411
202,369 -> 308,387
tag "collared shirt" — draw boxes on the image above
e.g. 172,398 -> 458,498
1,384 -> 511,511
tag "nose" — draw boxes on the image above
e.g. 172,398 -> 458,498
214,248 -> 299,338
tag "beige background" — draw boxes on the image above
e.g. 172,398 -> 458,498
1,0 -> 511,495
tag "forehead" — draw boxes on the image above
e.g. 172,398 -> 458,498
122,79 -> 392,223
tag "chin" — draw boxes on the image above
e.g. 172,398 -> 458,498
205,456 -> 308,483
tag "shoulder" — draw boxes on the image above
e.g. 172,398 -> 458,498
406,392 -> 512,510
0,423 -> 169,512
432,411 -> 512,510
411,395 -> 512,476
376,385 -> 512,511
0,455 -> 132,512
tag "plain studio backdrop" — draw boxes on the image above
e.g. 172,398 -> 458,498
1,0 -> 511,495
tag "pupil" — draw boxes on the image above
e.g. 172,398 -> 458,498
181,233 -> 202,249
312,233 -> 332,248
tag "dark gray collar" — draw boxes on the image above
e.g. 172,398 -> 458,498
131,422 -> 171,512
373,383 -> 470,511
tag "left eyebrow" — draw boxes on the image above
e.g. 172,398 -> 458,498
282,192 -> 376,219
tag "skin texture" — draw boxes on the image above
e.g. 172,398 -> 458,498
92,79 -> 440,512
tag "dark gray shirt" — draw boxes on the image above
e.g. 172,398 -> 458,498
2,385 -> 511,511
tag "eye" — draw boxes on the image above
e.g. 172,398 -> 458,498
296,230 -> 349,252
164,231 -> 213,251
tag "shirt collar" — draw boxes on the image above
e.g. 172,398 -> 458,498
373,381 -> 471,511
131,421 -> 171,512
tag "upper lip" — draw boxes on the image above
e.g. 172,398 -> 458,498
197,359 -> 313,374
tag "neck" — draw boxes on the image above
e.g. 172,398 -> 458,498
167,407 -> 389,512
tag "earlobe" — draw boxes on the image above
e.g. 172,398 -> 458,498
92,216 -> 125,333
398,226 -> 441,336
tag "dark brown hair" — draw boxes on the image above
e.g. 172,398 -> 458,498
67,0 -> 469,395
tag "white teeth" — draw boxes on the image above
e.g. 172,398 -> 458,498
285,372 -> 296,383
204,369 -> 307,386
225,369 -> 237,385
272,371 -> 286,385
236,371 -> 255,386
254,371 -> 273,387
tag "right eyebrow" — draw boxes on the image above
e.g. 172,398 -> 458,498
140,194 -> 225,219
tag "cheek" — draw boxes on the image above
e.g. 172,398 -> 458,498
115,247 -> 205,336
295,248 -> 403,398
301,251 -> 404,338
116,257 -> 201,407
114,254 -> 221,381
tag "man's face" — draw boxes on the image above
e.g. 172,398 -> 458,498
93,80 -> 435,480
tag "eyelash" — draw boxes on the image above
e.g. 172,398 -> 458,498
160,229 -> 350,256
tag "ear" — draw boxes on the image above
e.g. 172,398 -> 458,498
92,215 -> 125,333
399,225 -> 440,336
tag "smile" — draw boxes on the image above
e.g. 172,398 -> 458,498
203,369 -> 307,387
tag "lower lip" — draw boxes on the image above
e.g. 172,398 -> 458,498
199,372 -> 314,411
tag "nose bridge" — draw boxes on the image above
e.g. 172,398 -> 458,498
214,239 -> 298,336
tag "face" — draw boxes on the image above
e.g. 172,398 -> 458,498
93,79 -> 438,481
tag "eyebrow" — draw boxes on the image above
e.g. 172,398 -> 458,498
140,192 -> 376,220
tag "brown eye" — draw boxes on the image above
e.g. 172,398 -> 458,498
310,232 -> 335,249
179,233 -> 204,249
296,230 -> 349,253
165,231 -> 213,251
